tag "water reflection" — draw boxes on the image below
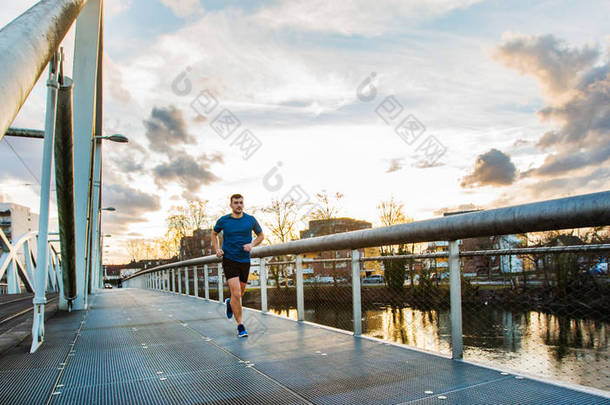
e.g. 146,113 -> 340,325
268,304 -> 609,390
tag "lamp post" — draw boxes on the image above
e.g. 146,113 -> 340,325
86,131 -> 127,299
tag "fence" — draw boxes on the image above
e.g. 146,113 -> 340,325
124,191 -> 610,389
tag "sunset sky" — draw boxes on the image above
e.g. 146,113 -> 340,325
1,0 -> 608,263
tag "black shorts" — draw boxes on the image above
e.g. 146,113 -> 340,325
222,257 -> 250,283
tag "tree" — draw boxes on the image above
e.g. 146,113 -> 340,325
262,198 -> 299,244
377,196 -> 408,229
307,190 -> 346,286
126,239 -> 145,262
262,198 -> 300,288
165,200 -> 212,258
377,197 -> 415,289
125,239 -> 166,262
310,190 -> 344,220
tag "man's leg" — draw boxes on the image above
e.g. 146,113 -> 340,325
228,277 -> 243,325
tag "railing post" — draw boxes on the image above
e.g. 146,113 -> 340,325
351,249 -> 362,336
218,263 -> 223,303
449,240 -> 463,359
171,268 -> 175,292
260,258 -> 267,313
204,264 -> 209,300
296,255 -> 304,321
185,267 -> 190,295
178,268 -> 183,294
193,266 -> 198,298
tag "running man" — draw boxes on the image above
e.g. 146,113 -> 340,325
211,194 -> 264,337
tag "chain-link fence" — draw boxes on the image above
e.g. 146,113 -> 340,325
360,242 -> 453,356
458,236 -> 609,390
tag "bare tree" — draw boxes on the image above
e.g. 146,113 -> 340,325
310,190 -> 344,220
263,198 -> 299,244
262,198 -> 299,288
306,190 -> 346,286
125,239 -> 164,262
377,196 -> 409,229
126,239 -> 144,263
377,197 -> 415,288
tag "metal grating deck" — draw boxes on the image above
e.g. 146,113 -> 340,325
0,288 -> 608,404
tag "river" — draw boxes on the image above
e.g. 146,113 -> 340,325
268,304 -> 609,390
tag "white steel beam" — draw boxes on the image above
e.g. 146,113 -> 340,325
72,0 -> 102,310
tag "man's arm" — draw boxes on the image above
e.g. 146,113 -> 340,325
243,232 -> 264,252
211,230 -> 223,257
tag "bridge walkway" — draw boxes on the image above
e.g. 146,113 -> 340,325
0,289 -> 607,404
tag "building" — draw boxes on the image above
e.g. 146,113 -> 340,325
300,218 -> 372,280
0,202 -> 38,249
179,228 -> 214,260
105,258 -> 173,279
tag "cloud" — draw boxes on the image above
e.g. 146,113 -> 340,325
461,149 -> 517,187
103,53 -> 132,103
159,0 -> 202,18
102,184 -> 161,234
495,34 -> 598,97
386,158 -> 404,173
496,34 -> 609,179
105,0 -> 133,17
253,0 -> 483,37
143,106 -> 196,155
152,152 -> 223,193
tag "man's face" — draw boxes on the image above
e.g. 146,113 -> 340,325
230,198 -> 244,214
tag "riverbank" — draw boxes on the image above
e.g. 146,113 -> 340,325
235,282 -> 609,321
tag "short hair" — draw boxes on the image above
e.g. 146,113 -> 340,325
230,194 -> 243,202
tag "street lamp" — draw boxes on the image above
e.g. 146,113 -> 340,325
94,134 -> 129,143
101,207 -> 116,211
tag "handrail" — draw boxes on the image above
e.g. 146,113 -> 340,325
0,0 -> 87,139
124,191 -> 610,280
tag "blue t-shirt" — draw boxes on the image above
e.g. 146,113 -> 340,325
213,213 -> 262,263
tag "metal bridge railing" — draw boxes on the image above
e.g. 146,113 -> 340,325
124,191 -> 610,388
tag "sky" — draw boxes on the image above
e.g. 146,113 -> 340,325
1,0 -> 608,264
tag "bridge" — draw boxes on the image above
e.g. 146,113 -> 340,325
0,1 -> 609,404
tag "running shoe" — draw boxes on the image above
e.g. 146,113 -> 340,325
237,324 -> 248,338
225,298 -> 233,319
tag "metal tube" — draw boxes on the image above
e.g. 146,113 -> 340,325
178,268 -> 182,294
204,264 -> 209,300
4,128 -> 45,139
351,250 -> 362,336
0,0 -> 88,139
124,191 -> 610,281
460,243 -> 610,256
448,240 -> 463,359
260,258 -> 267,313
218,264 -> 223,303
254,191 -> 610,257
31,57 -> 59,353
54,77 -> 77,305
185,267 -> 190,295
296,255 -> 304,321
193,266 -> 198,298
